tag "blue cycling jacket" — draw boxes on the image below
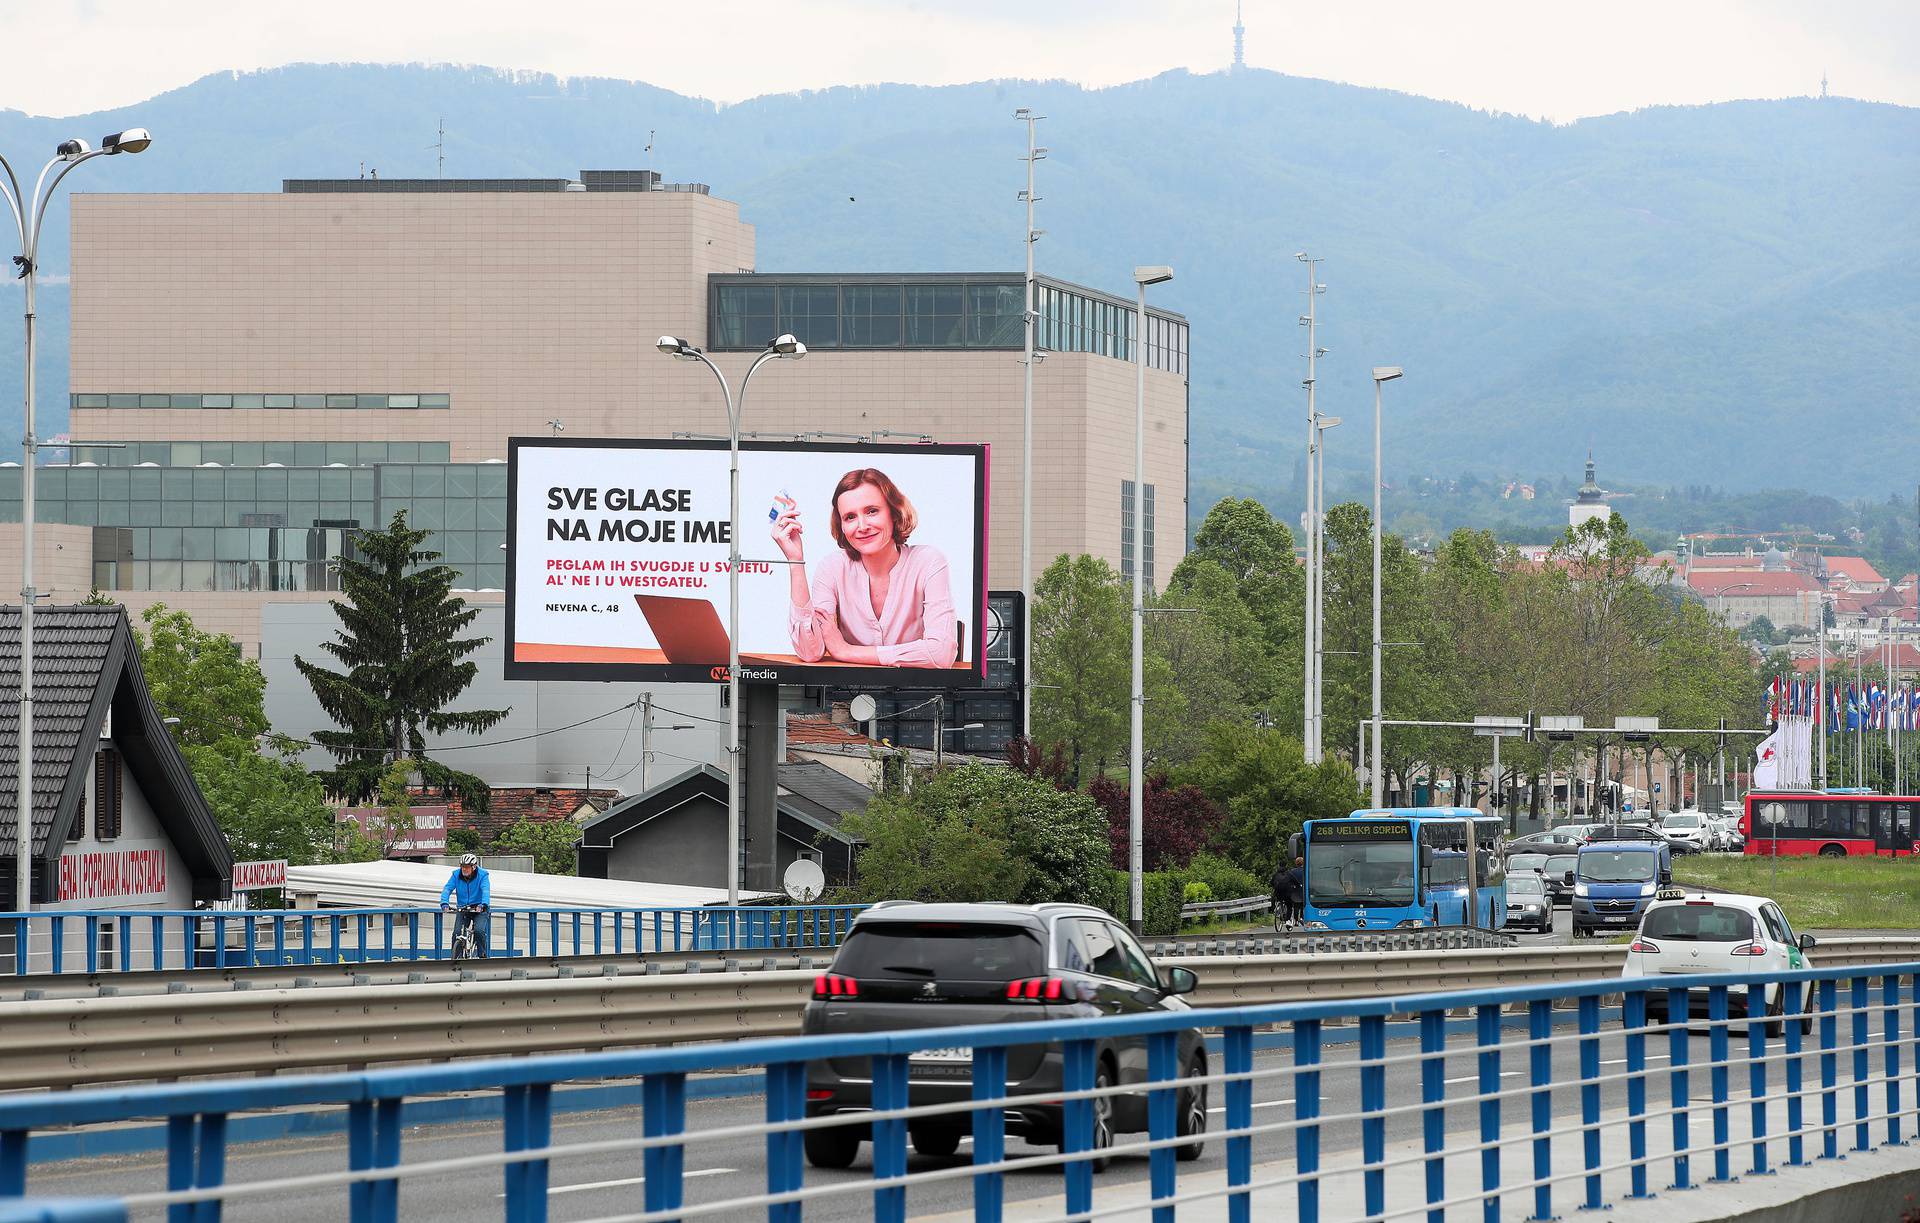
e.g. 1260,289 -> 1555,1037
440,868 -> 491,908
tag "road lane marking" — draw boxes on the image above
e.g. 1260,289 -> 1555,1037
497,1167 -> 734,1197
1444,1072 -> 1523,1085
1207,1100 -> 1293,1115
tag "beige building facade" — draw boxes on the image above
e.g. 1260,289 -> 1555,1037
40,171 -> 1189,657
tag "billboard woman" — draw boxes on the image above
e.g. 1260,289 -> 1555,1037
773,467 -> 958,667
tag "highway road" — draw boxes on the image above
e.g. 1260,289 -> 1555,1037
32,1006 -> 1809,1223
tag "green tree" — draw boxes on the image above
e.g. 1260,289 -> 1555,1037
1176,723 -> 1363,882
489,819 -> 583,875
295,511 -> 507,810
133,603 -> 270,748
1031,555 -> 1129,782
181,737 -> 336,865
132,604 -> 336,864
840,763 -> 1109,905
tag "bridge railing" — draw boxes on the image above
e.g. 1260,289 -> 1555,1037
0,904 -> 865,976
1,960 -> 1915,1221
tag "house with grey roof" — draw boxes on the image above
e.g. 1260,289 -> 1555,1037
0,607 -> 234,930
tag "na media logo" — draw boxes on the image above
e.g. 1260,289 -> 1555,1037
710,665 -> 779,682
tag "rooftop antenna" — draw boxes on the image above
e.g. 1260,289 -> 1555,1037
430,117 -> 445,177
1820,71 -> 1829,99
645,129 -> 655,160
1232,0 -> 1245,70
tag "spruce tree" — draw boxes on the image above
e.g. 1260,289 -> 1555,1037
295,511 -> 507,810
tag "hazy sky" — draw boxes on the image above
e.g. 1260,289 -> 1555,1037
8,0 -> 1917,121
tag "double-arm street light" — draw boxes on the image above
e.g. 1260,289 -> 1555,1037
1129,264 -> 1172,934
655,333 -> 806,910
1368,365 -> 1403,807
2,128 -> 151,915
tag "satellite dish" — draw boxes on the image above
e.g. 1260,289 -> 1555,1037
848,694 -> 877,723
783,858 -> 826,903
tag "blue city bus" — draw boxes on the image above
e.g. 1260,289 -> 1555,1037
1299,808 -> 1508,931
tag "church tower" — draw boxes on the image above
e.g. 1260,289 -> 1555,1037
1570,452 -> 1610,529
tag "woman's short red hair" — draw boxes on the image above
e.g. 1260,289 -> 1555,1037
829,468 -> 918,559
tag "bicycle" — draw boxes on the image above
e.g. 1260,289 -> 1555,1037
445,903 -> 488,962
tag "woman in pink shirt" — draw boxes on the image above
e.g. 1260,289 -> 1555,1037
774,467 -> 958,667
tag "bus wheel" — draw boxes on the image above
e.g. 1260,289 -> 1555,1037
1819,844 -> 1846,858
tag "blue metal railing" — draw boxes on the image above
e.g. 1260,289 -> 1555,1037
1,961 -> 1916,1221
0,905 -> 864,976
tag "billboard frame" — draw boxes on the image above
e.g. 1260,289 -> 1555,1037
504,436 -> 990,688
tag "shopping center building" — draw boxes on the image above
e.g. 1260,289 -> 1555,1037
1,170 -> 1191,781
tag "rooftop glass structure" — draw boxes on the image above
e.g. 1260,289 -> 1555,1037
709,273 -> 1189,375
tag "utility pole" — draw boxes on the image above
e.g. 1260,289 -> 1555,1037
639,692 -> 654,794
1016,109 -> 1045,743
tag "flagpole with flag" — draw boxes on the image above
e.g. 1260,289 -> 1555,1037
1817,597 -> 1828,788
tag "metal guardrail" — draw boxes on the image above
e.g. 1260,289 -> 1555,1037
4,960 -> 1918,1222
0,904 -> 864,976
1176,892 -> 1272,921
9,936 -> 1919,1090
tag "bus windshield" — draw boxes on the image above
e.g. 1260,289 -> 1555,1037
1308,842 -> 1417,908
1578,850 -> 1658,883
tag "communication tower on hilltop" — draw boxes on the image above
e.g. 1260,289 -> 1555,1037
1232,1 -> 1246,71
1821,71 -> 1829,99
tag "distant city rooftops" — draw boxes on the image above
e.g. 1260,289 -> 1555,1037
283,169 -> 710,195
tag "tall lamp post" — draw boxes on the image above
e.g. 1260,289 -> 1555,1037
2,128 -> 151,916
1295,254 -> 1324,760
1312,413 -> 1340,764
1015,108 -> 1045,741
1129,264 -> 1172,934
654,333 -> 806,910
1368,366 -> 1402,807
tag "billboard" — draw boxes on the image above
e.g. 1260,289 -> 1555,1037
507,438 -> 988,685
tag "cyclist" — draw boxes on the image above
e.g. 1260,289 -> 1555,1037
440,853 -> 491,958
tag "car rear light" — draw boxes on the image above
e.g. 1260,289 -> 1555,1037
806,1089 -> 833,1100
1005,976 -> 1068,1001
1729,943 -> 1770,956
1628,938 -> 1660,953
812,973 -> 860,999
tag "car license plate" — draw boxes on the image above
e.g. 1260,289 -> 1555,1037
909,1047 -> 972,1063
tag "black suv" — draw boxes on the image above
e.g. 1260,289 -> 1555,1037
801,901 -> 1207,1170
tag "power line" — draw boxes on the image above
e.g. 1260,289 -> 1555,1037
274,698 -> 640,757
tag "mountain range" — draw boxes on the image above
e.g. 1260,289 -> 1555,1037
0,62 -> 1914,518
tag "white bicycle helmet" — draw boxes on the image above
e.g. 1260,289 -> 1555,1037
459,853 -> 479,867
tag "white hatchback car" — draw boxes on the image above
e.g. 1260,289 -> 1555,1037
1659,811 -> 1716,852
1621,890 -> 1815,1034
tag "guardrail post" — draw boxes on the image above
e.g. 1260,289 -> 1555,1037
1708,985 -> 1730,1183
1526,998 -> 1552,1219
970,1045 -> 1007,1223
117,914 -> 130,972
152,914 -> 165,971
1624,987 -> 1651,1199
365,1099 -> 400,1223
0,1126 -> 25,1196
166,1115 -> 194,1223
1851,974 -> 1870,1152
243,915 -> 257,967
1419,1008 -> 1445,1222
1746,979 -> 1769,1177
1294,1018 -> 1322,1223
1359,1014 -> 1385,1219
1883,973 -> 1902,1146
11,915 -> 24,976
870,1051 -> 909,1223
271,915 -> 285,967
1667,984 -> 1692,1190
641,1072 -> 687,1219
1224,1023 -> 1252,1223
84,916 -> 98,975
1818,976 -> 1839,1160
592,911 -> 603,957
348,1101 -> 373,1222
1476,1003 -> 1500,1223
49,915 -> 62,975
403,911 -> 417,962
503,1083 -> 553,1223
571,910 -> 581,956
1784,979 -> 1806,1166
189,1112 -> 227,1223
1147,1030 -> 1179,1223
764,1059 -> 806,1223
1062,1037 -> 1096,1217
1577,994 -> 1602,1209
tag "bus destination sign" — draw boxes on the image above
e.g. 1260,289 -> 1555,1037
1309,819 -> 1413,842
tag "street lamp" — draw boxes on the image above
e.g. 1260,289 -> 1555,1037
1129,264 -> 1172,935
1296,254 -> 1324,762
1,128 -> 151,916
1368,366 -> 1402,807
1311,413 -> 1340,763
654,332 -> 806,911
